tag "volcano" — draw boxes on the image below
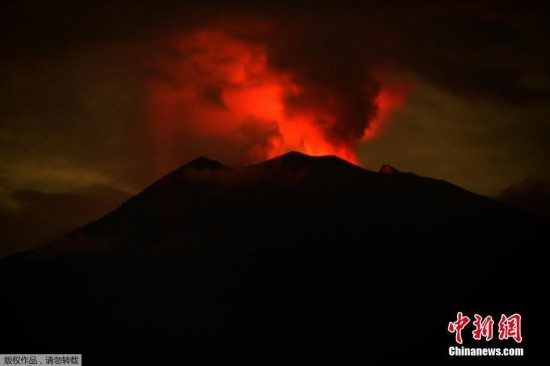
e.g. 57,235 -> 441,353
1,152 -> 547,364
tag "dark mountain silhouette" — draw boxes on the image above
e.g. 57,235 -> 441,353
1,152 -> 547,364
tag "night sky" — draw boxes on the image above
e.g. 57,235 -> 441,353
1,0 -> 549,257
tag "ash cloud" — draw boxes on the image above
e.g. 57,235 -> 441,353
3,2 -> 548,152
1,1 -> 548,170
255,11 -> 384,146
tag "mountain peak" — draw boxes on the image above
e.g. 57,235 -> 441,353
254,152 -> 370,181
182,156 -> 226,171
268,151 -> 314,164
280,151 -> 309,159
266,151 -> 354,167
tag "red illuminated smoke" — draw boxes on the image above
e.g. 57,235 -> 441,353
148,29 -> 408,165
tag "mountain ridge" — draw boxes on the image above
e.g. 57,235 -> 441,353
2,152 -> 526,261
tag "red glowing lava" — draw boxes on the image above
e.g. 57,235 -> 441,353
148,29 -> 408,166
